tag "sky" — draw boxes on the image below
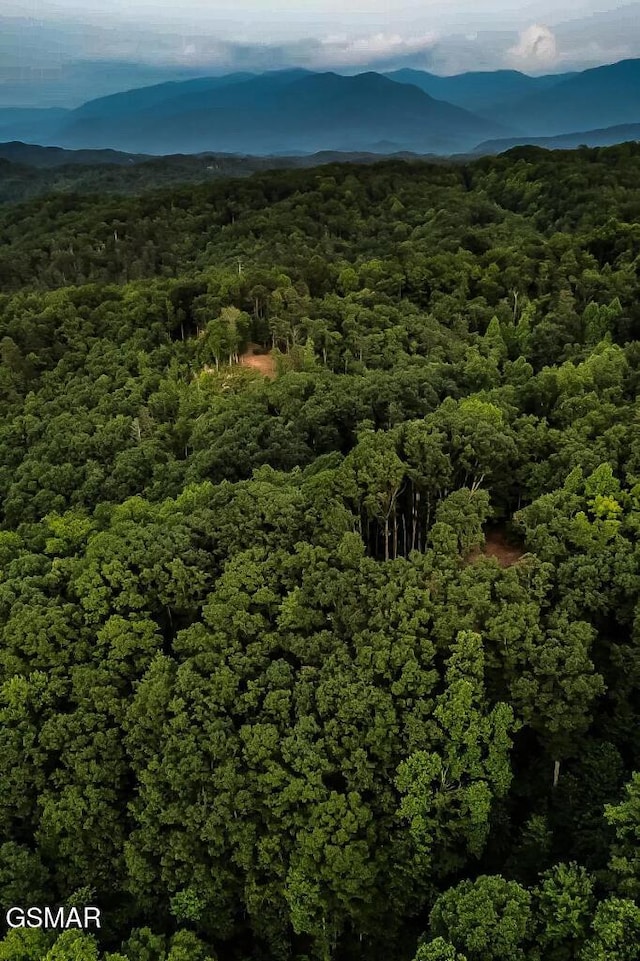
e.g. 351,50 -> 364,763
1,1 -> 639,105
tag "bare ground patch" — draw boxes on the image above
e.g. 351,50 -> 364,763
467,528 -> 527,568
239,344 -> 277,378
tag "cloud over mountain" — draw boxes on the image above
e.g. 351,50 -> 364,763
508,24 -> 558,69
2,3 -> 640,107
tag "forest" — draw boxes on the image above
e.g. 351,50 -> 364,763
1,141 -> 640,960
0,148 -> 437,207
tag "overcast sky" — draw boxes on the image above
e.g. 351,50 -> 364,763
1,1 -> 639,106
3,0 -> 628,29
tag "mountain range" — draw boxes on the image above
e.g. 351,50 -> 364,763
0,140 -> 151,168
0,58 -> 637,157
476,123 -> 640,154
50,70 -> 508,155
383,68 -> 571,116
492,59 -> 640,135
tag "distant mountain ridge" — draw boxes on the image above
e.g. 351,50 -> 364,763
54,70 -> 509,156
384,68 -> 572,116
493,59 -> 640,135
0,141 -> 149,167
474,122 -> 640,154
0,58 -> 637,157
71,73 -> 258,120
0,140 -> 441,172
0,145 -> 461,206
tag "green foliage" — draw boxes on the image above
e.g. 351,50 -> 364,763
579,898 -> 640,961
0,929 -> 51,961
428,875 -> 532,961
533,863 -> 595,960
605,773 -> 640,898
43,931 -> 100,960
0,144 -> 640,960
415,938 -> 468,961
396,632 -> 515,877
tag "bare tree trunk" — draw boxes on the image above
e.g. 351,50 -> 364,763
553,760 -> 561,788
401,510 -> 407,559
411,484 -> 418,553
384,518 -> 390,562
392,508 -> 398,561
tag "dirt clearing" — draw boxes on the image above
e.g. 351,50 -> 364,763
240,344 -> 277,378
467,528 -> 527,568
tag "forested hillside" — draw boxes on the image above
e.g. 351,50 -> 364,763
1,143 -> 640,960
0,149 -> 452,207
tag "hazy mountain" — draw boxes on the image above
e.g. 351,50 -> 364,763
474,122 -> 640,154
385,68 -> 571,116
70,72 -> 258,121
0,108 -> 70,144
0,141 -> 150,167
54,70 -> 508,155
4,59 -> 636,158
495,59 -> 640,136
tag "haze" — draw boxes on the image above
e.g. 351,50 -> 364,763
1,0 -> 639,106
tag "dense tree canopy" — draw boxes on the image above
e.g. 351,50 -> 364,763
1,143 -> 640,959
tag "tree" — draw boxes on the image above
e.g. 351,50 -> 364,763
414,938 -> 468,961
0,929 -> 51,961
533,863 -> 595,961
342,432 -> 406,560
579,898 -> 640,961
44,932 -> 124,961
605,773 -> 640,899
396,632 -> 516,879
428,875 -> 532,961
431,488 -> 491,555
508,612 -> 604,773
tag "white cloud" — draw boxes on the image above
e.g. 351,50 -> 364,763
316,30 -> 438,68
147,30 -> 440,72
2,3 -> 640,90
507,23 -> 558,68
